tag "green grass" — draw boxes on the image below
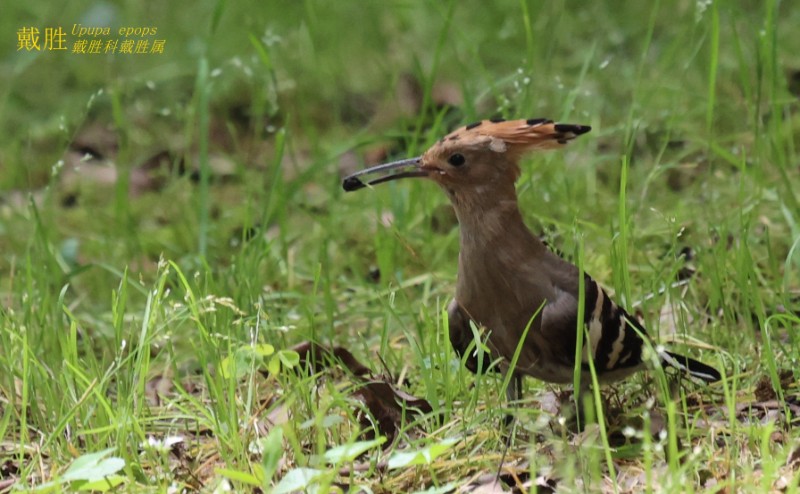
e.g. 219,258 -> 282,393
2,0 -> 800,492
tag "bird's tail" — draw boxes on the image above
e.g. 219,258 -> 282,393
659,350 -> 721,383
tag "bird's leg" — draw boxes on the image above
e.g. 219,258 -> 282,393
500,372 -> 523,445
506,372 -> 523,403
554,381 -> 594,432
502,372 -> 523,428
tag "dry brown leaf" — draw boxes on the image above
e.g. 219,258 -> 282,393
71,123 -> 119,160
130,150 -> 186,196
289,341 -> 436,442
145,372 -> 174,406
755,374 -> 779,402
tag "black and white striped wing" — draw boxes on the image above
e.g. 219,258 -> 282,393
544,273 -> 721,383
539,274 -> 646,381
581,276 -> 647,377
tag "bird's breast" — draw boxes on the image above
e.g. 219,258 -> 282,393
455,256 -> 552,362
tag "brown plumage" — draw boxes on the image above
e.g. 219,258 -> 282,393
343,118 -> 721,401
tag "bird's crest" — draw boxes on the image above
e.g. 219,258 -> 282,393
436,118 -> 591,159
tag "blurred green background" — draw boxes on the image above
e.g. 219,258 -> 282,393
2,1 -> 800,490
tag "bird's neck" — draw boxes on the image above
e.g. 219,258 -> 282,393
450,186 -> 547,311
449,185 -> 545,259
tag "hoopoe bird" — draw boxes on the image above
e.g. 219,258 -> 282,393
343,118 -> 721,402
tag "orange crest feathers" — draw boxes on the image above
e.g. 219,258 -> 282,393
442,118 -> 591,159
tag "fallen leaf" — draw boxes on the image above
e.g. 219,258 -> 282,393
129,150 -> 186,196
754,374 -> 778,402
70,124 -> 119,160
145,372 -> 174,406
289,341 -> 436,441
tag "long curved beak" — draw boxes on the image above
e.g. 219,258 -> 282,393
342,157 -> 427,192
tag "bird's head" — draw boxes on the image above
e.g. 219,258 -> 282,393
343,118 -> 590,203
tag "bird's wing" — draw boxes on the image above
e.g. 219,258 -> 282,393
541,260 -> 720,382
539,264 -> 646,376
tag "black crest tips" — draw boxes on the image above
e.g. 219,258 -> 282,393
526,118 -> 553,126
554,123 -> 592,135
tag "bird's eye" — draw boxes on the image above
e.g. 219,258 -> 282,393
447,153 -> 466,167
